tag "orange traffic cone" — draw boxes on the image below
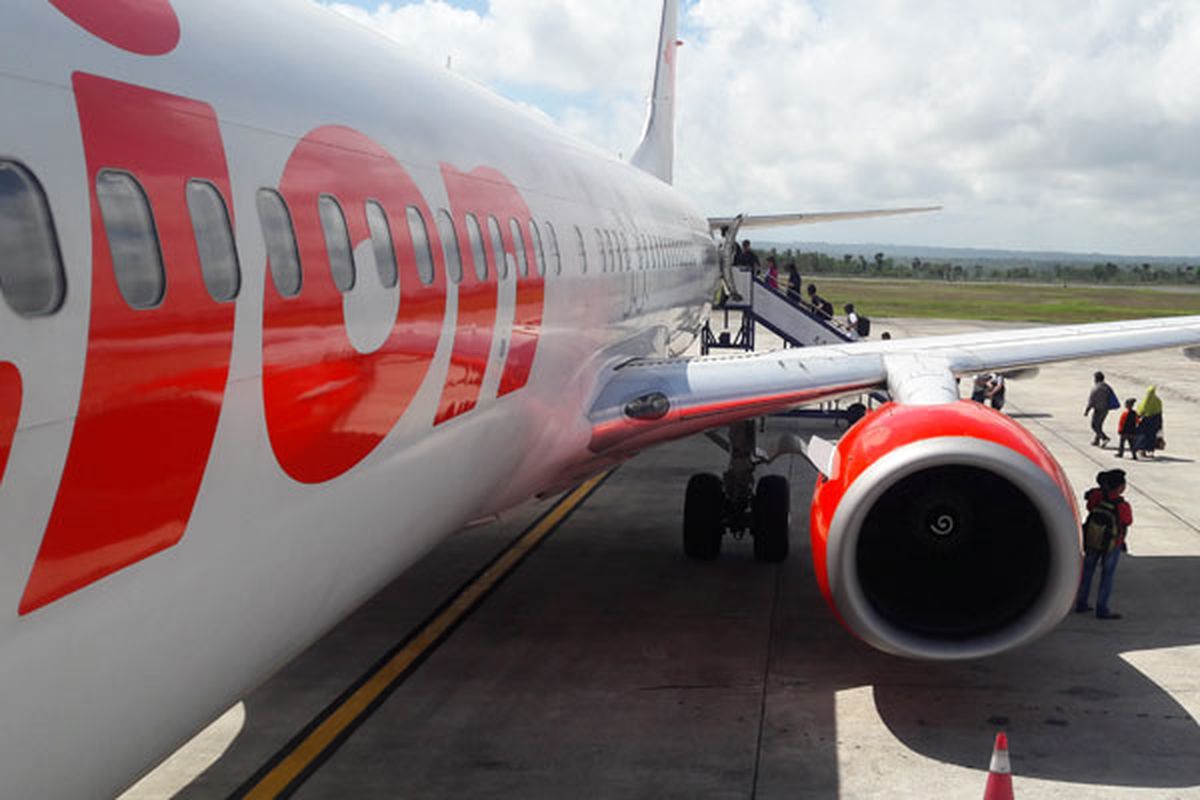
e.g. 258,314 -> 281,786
983,731 -> 1014,800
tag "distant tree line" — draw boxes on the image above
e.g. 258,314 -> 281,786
763,248 -> 1200,286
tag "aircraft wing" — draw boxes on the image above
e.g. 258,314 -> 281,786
587,315 -> 1200,457
708,206 -> 941,232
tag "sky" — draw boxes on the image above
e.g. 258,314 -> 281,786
321,0 -> 1200,257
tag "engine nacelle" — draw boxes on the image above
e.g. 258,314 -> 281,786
810,400 -> 1081,660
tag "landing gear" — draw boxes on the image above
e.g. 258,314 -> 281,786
683,419 -> 792,562
683,473 -> 724,560
752,475 -> 790,563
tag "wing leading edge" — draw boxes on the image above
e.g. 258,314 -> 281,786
708,206 -> 941,233
588,315 -> 1200,458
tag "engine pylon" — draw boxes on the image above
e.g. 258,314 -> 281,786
983,731 -> 1014,800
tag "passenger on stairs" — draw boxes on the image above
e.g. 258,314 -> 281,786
845,303 -> 861,340
733,239 -> 759,270
786,263 -> 802,302
806,283 -> 829,318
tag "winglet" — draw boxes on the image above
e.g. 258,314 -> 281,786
630,0 -> 680,184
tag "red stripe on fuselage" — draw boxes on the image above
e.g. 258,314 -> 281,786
262,126 -> 447,484
435,165 -> 543,421
435,165 -> 500,424
0,363 -> 20,489
20,74 -> 236,614
497,207 -> 544,398
48,0 -> 181,56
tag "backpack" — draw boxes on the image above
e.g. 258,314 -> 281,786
855,315 -> 871,337
1082,499 -> 1120,553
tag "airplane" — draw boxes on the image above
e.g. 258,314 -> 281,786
1,0 -> 1199,796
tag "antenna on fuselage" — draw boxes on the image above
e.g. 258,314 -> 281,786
630,0 -> 680,185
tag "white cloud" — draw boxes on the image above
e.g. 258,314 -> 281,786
325,0 -> 1200,256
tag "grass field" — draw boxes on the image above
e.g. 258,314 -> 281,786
807,278 -> 1200,323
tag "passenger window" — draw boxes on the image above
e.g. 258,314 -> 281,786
595,228 -> 607,273
365,201 -> 398,289
574,225 -> 587,274
0,160 -> 65,316
96,170 -> 165,309
509,218 -> 529,277
545,221 -> 562,275
406,206 -> 435,286
186,179 -> 240,302
465,213 -> 488,281
257,189 -> 302,297
318,195 -> 354,292
487,215 -> 507,279
435,209 -> 463,285
528,220 -> 546,277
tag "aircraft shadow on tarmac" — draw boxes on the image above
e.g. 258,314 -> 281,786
774,546 -> 1200,791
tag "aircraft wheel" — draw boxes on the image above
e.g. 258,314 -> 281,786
752,475 -> 790,563
683,473 -> 724,560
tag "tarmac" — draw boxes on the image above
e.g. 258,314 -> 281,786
122,318 -> 1200,799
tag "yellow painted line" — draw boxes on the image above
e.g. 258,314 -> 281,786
240,471 -> 611,799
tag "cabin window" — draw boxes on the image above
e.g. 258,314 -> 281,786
406,206 -> 435,286
318,195 -> 354,292
435,208 -> 463,285
186,179 -> 240,302
528,220 -> 547,277
595,228 -> 607,273
465,213 -> 488,281
365,201 -> 398,288
509,218 -> 529,277
574,225 -> 587,274
96,170 -> 165,309
545,221 -> 562,275
0,160 -> 65,316
257,189 -> 302,298
487,215 -> 507,279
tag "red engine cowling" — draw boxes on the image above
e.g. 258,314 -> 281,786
810,400 -> 1081,660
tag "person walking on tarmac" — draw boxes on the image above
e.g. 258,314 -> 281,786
1115,397 -> 1139,459
1075,469 -> 1133,620
1085,370 -> 1116,446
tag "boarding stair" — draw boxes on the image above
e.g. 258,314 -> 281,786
701,266 -> 883,425
701,269 -> 853,355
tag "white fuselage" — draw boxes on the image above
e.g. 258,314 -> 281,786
0,1 -> 717,795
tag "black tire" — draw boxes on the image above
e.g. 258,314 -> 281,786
683,473 -> 724,560
752,475 -> 790,563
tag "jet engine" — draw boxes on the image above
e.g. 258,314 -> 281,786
810,400 -> 1082,660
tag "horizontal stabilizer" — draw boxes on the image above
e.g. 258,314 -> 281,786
709,206 -> 941,233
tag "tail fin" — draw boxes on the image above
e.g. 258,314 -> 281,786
630,0 -> 680,184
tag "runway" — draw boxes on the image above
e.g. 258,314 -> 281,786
123,319 -> 1200,799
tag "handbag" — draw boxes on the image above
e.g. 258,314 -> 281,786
1106,385 -> 1120,410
